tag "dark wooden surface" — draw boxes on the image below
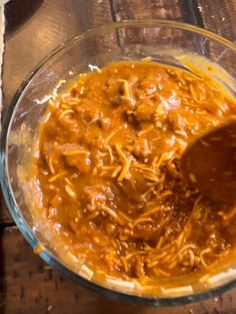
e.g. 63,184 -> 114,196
1,0 -> 236,313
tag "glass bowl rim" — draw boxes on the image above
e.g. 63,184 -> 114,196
1,19 -> 236,307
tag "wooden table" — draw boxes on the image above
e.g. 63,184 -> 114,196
1,1 -> 236,313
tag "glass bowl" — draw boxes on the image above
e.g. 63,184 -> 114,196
1,20 -> 236,306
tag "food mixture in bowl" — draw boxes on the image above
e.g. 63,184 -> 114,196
33,61 -> 236,290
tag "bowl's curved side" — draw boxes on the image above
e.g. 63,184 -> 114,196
1,19 -> 236,306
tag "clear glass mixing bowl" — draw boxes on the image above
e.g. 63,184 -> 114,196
1,20 -> 236,306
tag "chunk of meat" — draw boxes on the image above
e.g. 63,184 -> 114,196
57,117 -> 80,142
104,78 -> 121,106
132,222 -> 161,242
75,102 -> 100,124
136,76 -> 158,98
132,137 -> 151,159
134,99 -> 156,122
65,153 -> 91,174
83,133 -> 107,151
97,116 -> 112,131
81,185 -> 115,212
